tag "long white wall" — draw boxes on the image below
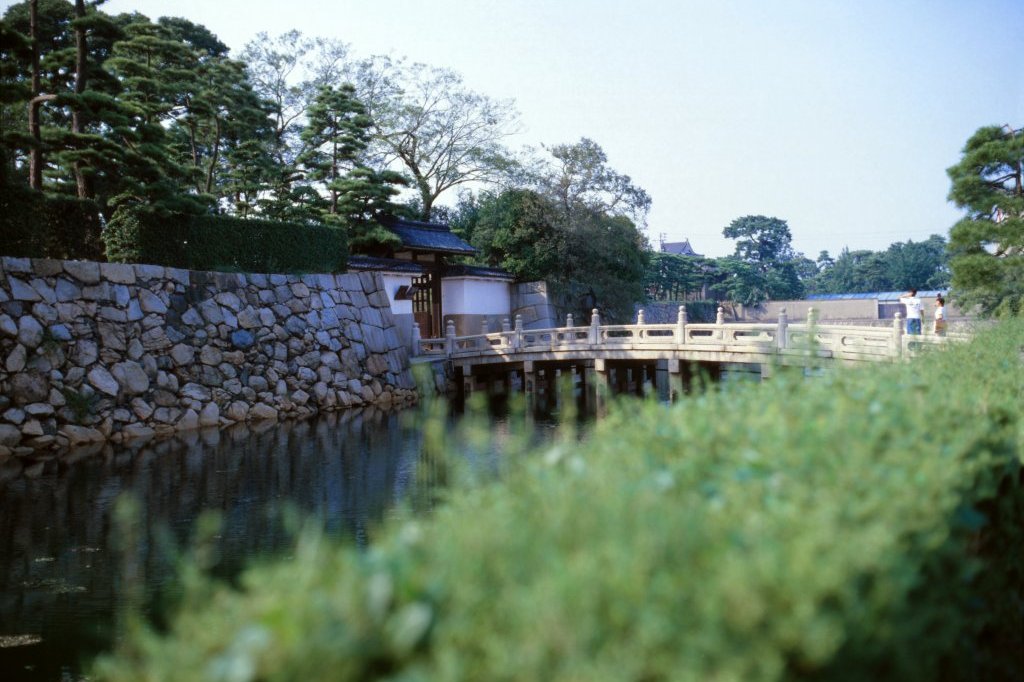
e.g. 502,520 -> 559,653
441,278 -> 511,316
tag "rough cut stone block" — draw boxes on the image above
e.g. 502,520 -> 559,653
7,276 -> 41,302
2,257 -> 32,273
197,299 -> 224,325
29,278 -> 56,304
5,344 -> 27,373
165,268 -> 189,285
138,288 -> 167,314
63,260 -> 101,284
81,282 -> 111,301
134,264 -> 165,280
122,423 -> 155,440
112,360 -> 150,395
101,262 -> 137,284
54,278 -> 80,302
111,285 -> 130,307
357,271 -> 377,294
17,316 -> 44,348
0,314 -> 16,337
88,366 -> 119,397
251,403 -> 278,420
214,291 -> 242,311
199,402 -> 220,426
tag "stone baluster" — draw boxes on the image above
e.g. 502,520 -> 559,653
807,307 -> 818,327
481,319 -> 489,335
636,308 -> 645,326
716,306 -> 725,325
677,305 -> 687,345
502,317 -> 511,347
411,324 -> 421,357
445,319 -> 456,357
776,307 -> 788,350
566,313 -> 574,328
514,314 -> 523,349
892,312 -> 903,359
590,308 -> 601,345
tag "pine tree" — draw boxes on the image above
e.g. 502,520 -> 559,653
947,124 -> 1024,316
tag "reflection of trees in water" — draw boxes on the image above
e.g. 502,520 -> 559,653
0,408 -> 423,680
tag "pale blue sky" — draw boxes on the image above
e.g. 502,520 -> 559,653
25,0 -> 1024,257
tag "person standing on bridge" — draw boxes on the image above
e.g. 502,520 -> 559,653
933,295 -> 947,336
899,289 -> 923,335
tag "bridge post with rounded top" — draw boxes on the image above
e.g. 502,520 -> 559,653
636,309 -> 645,326
807,307 -> 819,327
513,314 -> 523,349
481,319 -> 489,335
892,312 -> 904,359
445,319 -> 456,357
716,306 -> 725,325
676,305 -> 687,346
589,309 -> 601,345
776,307 -> 788,350
502,317 -> 511,332
566,313 -> 574,328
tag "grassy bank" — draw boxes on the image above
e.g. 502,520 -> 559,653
95,323 -> 1023,681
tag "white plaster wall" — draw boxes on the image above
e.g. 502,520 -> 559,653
441,278 -> 511,315
381,274 -> 414,316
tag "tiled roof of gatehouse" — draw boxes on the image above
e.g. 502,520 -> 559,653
386,218 -> 477,255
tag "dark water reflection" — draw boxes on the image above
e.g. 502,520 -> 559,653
0,407 -> 437,681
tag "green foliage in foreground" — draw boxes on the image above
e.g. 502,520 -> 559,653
103,206 -> 347,274
95,324 -> 1024,681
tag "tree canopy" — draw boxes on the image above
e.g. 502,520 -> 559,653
946,124 -> 1023,316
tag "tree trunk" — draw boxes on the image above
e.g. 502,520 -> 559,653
204,117 -> 221,194
28,0 -> 43,190
72,0 -> 92,198
417,179 -> 434,221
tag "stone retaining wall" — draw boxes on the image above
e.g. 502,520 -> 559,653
0,257 -> 417,456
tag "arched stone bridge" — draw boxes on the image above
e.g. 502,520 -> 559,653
414,306 -> 954,398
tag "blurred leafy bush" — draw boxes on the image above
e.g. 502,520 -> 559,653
103,206 -> 347,274
94,322 -> 1024,681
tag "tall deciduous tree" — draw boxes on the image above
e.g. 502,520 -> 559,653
947,124 -> 1024,316
539,137 -> 651,227
351,56 -> 519,221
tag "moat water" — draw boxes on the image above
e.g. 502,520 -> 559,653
0,401 -> 567,681
0,365 -> 766,681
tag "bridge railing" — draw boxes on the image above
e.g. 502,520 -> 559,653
414,306 -> 959,362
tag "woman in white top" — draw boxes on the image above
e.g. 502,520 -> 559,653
933,296 -> 947,336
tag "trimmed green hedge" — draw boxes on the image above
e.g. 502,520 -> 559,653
94,323 -> 1024,681
0,185 -> 104,260
103,206 -> 347,274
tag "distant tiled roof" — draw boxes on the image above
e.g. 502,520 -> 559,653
347,255 -> 425,275
443,263 -> 515,280
808,290 -> 946,302
661,239 -> 703,257
386,218 -> 476,255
